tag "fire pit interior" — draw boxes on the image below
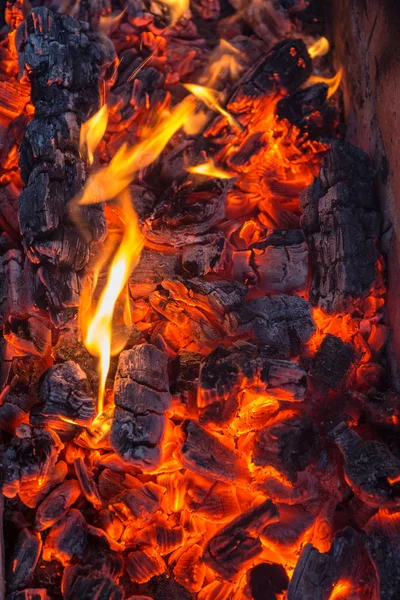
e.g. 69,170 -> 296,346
0,0 -> 398,599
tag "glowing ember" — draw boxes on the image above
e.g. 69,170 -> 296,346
308,36 -> 330,59
184,83 -> 241,129
187,159 -> 234,179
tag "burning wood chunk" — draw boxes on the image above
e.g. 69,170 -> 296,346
330,422 -> 400,508
16,6 -> 112,324
182,233 -> 230,277
2,425 -> 63,499
8,591 -> 50,600
309,334 -> 356,391
19,461 -> 68,509
276,83 -> 333,136
36,267 -> 82,327
42,509 -> 87,566
34,480 -> 81,532
125,548 -> 166,584
180,419 -> 249,485
253,413 -> 321,482
173,543 -> 206,593
301,140 -> 381,313
261,503 -> 315,553
110,344 -> 171,470
113,481 -> 164,522
74,457 -> 102,509
363,510 -> 400,600
233,230 -> 308,294
230,295 -> 315,357
249,563 -> 289,600
35,361 -> 96,428
198,343 -> 306,423
287,527 -> 377,599
204,498 -> 279,579
62,565 -> 123,600
129,247 -> 180,298
8,528 -> 42,592
185,474 -> 240,523
4,316 -> 52,357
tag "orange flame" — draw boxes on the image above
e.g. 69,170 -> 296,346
79,105 -> 109,165
161,0 -> 189,25
80,191 -> 144,414
187,159 -> 234,179
201,40 -> 245,89
328,580 -> 353,600
184,84 -> 240,129
308,37 -> 330,59
306,67 -> 343,98
78,97 -> 196,206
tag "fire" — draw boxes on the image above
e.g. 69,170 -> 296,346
308,37 -> 330,59
80,191 -> 144,414
187,159 -> 234,179
184,84 -> 240,129
161,0 -> 190,25
79,105 -> 109,165
306,66 -> 344,98
201,40 -> 245,89
78,97 -> 196,206
328,580 -> 353,600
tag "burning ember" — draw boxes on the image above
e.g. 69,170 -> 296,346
0,0 -> 395,599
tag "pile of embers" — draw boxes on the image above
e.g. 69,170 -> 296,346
0,0 -> 399,599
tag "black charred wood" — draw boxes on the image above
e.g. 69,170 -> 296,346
330,422 -> 400,508
180,419 -> 249,484
182,233 -> 230,277
7,591 -> 50,600
34,479 -> 81,532
42,509 -> 87,565
63,565 -> 123,600
203,499 -> 279,579
288,527 -> 377,600
8,528 -> 42,592
110,344 -> 171,471
249,563 -> 289,600
276,83 -> 335,137
33,361 -> 96,428
301,140 -> 381,313
363,511 -> 400,600
309,334 -> 356,391
253,413 -> 321,482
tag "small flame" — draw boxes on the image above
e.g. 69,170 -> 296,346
99,9 -> 126,35
308,37 -> 330,59
79,105 -> 109,165
306,66 -> 343,98
78,97 -> 196,206
80,191 -> 144,414
201,40 -> 244,89
184,84 -> 240,129
161,0 -> 189,25
328,581 -> 353,600
187,159 -> 234,179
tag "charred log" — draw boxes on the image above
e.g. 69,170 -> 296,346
8,528 -> 42,593
308,334 -> 356,392
363,511 -> 400,600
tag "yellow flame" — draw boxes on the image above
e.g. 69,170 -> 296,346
78,97 -> 196,206
201,39 -> 244,89
80,191 -> 144,414
161,0 -> 189,25
328,581 -> 353,600
184,84 -> 240,129
308,37 -> 330,59
187,159 -> 234,179
79,105 -> 109,165
306,66 -> 343,99
99,9 -> 126,35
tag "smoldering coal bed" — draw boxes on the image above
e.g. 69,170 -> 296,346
0,0 -> 399,599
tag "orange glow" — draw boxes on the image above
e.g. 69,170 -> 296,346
78,97 -> 196,206
328,580 -> 353,600
79,104 -> 109,165
79,191 -> 144,414
161,0 -> 189,25
184,84 -> 240,129
306,66 -> 343,98
308,37 -> 330,59
187,159 -> 234,179
388,474 -> 400,485
201,39 -> 244,89
99,10 -> 126,34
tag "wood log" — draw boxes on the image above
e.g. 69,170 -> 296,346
7,528 -> 42,593
110,344 -> 171,471
34,480 -> 81,532
301,140 -> 381,313
182,232 -> 230,277
16,6 -> 113,326
203,499 -> 279,579
308,334 -> 356,395
42,509 -> 87,566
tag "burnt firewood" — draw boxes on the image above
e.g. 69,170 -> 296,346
232,230 -> 308,294
7,591 -> 50,600
288,527 -> 377,599
34,479 -> 81,532
74,457 -> 102,509
171,349 -> 203,395
330,422 -> 400,508
309,334 -> 356,392
173,543 -> 205,593
16,6 -> 112,325
253,413 -> 321,482
363,510 -> 400,600
276,83 -> 336,137
301,140 -> 381,313
4,316 -> 52,358
203,499 -> 279,579
62,565 -> 123,600
128,247 -> 180,298
113,481 -> 164,523
198,343 -> 306,423
229,294 -> 315,357
261,503 -> 315,553
33,361 -> 96,429
249,563 -> 289,600
42,509 -> 87,566
125,548 -> 166,584
110,344 -> 171,471
182,232 -> 230,277
2,425 -> 63,499
180,419 -> 249,485
18,461 -> 68,509
8,528 -> 42,592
